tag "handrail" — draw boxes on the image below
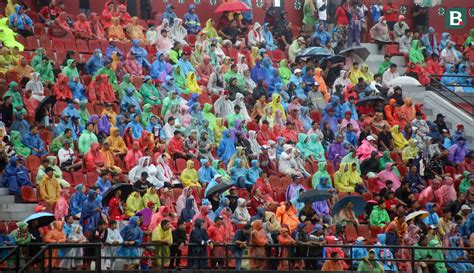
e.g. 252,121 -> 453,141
428,75 -> 474,116
18,244 -> 49,273
0,246 -> 20,271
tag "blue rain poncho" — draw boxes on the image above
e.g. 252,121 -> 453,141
217,130 -> 236,164
150,52 -> 167,80
22,131 -> 47,156
120,88 -> 141,113
85,49 -> 105,75
126,114 -> 144,140
198,159 -> 217,185
61,102 -> 81,120
130,39 -> 150,68
117,216 -> 143,258
69,184 -> 86,216
80,190 -> 101,233
1,156 -> 32,194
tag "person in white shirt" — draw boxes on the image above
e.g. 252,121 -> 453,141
399,29 -> 412,54
161,117 -> 177,143
382,63 -> 400,87
393,15 -> 409,42
58,140 -> 82,171
316,0 -> 328,29
247,22 -> 264,48
105,220 -> 124,270
440,41 -> 460,66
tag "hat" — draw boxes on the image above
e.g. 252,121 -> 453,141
294,68 -> 302,73
366,135 -> 376,141
457,124 -> 464,130
356,236 -> 366,242
429,225 -> 438,229
261,145 -> 270,150
398,15 -> 405,21
183,46 -> 192,55
147,201 -> 154,208
442,129 -> 449,133
283,144 -> 292,151
213,174 -> 223,179
436,113 -> 446,118
297,37 -> 305,42
461,204 -> 471,211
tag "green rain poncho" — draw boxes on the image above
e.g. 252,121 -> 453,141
223,69 -> 245,89
409,39 -> 425,64
34,58 -> 55,83
173,66 -> 189,94
201,103 -> 217,129
9,222 -> 31,244
369,205 -> 390,227
140,78 -> 161,105
10,130 -> 31,158
50,133 -> 75,154
213,159 -> 230,180
377,60 -> 393,75
311,162 -> 332,188
161,92 -> 180,117
307,134 -> 326,162
459,171 -> 472,194
427,240 -> 448,273
118,74 -> 142,102
78,129 -> 98,154
31,48 -> 44,68
94,65 -> 118,86
140,104 -> 153,127
278,59 -> 292,85
341,152 -> 361,174
78,100 -> 90,126
0,18 -> 24,51
465,29 -> 474,46
356,250 -> 384,272
378,151 -> 400,177
296,133 -> 312,158
61,59 -> 80,82
3,82 -> 26,115
302,0 -> 317,27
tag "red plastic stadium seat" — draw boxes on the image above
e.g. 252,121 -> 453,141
390,151 -> 403,165
26,155 -> 41,171
72,171 -> 86,186
199,93 -> 212,105
26,11 -> 39,22
87,102 -> 96,115
276,190 -> 286,202
86,172 -> 99,187
16,35 -> 27,48
21,186 -> 40,203
246,121 -> 259,131
54,101 -> 67,116
385,44 -> 400,56
26,36 -> 39,50
310,111 -> 322,123
52,37 -> 66,51
33,23 -> 46,37
88,40 -> 101,51
99,39 -> 109,52
175,158 -> 187,174
397,164 -> 408,177
39,36 -> 53,50
271,49 -> 285,62
63,38 -> 78,52
345,224 -> 358,242
187,34 -> 196,46
62,172 -> 73,185
94,104 -> 104,115
76,39 -> 91,53
7,222 -> 18,233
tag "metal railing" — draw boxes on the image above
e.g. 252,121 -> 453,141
428,75 -> 474,116
1,242 -> 471,273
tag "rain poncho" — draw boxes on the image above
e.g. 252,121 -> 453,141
80,190 -> 102,233
8,6 -> 33,32
311,162 -> 332,188
162,4 -> 177,26
10,130 -> 31,158
120,87 -> 141,113
0,17 -> 24,50
22,131 -> 47,156
421,27 -> 439,56
139,76 -> 160,105
185,72 -> 201,94
180,160 -> 200,188
78,128 -> 98,154
85,49 -> 105,75
307,134 -> 326,162
61,59 -> 80,82
446,236 -> 474,273
125,192 -> 144,216
183,4 -> 201,34
170,18 -> 187,45
3,82 -> 25,115
375,234 -> 398,272
130,39 -> 150,68
369,205 -> 390,227
409,39 -> 425,64
391,125 -> 408,150
423,202 -> 440,226
278,59 -> 292,85
1,156 -> 31,194
69,184 -> 86,216
150,52 -> 167,80
427,240 -> 448,273
117,216 -> 143,261
217,130 -> 236,164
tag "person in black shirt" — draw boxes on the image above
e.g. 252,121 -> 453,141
232,224 -> 251,270
170,219 -> 187,269
360,151 -> 380,176
412,4 -> 428,35
378,124 -> 394,151
220,20 -> 240,44
433,113 -> 448,134
0,96 -> 13,128
134,172 -> 152,195
226,187 -> 239,212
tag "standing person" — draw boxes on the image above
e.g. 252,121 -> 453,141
347,2 -> 363,48
117,216 -> 143,270
170,219 -> 187,269
303,0 -> 317,33
413,3 -> 429,35
103,220 -> 123,270
249,220 -> 267,270
232,224 -> 251,270
334,0 -> 350,47
152,219 -> 173,268
316,0 -> 328,30
383,0 -> 398,31
188,219 -> 211,269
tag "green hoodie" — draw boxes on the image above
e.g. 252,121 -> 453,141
3,82 -> 27,115
31,48 -> 44,68
9,222 -> 31,244
311,162 -> 332,188
409,39 -> 425,64
140,104 -> 153,127
377,60 -> 393,75
78,100 -> 90,126
369,205 -> 390,227
61,59 -> 79,82
307,134 -> 326,162
202,103 -> 217,129
161,92 -> 180,117
118,74 -> 143,102
223,70 -> 245,89
78,129 -> 98,154
139,80 -> 161,105
94,66 -> 118,85
459,171 -> 472,194
34,58 -> 55,83
296,133 -> 311,158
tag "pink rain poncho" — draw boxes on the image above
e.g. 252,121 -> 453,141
377,163 -> 401,190
438,177 -> 457,208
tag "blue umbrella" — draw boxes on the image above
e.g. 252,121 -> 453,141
24,212 -> 55,228
332,195 -> 367,217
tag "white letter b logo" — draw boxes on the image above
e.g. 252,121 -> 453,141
450,11 -> 462,26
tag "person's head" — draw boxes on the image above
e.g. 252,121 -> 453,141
140,171 -> 149,181
65,215 -> 74,225
378,199 -> 385,209
161,219 -> 171,231
98,220 -> 107,231
234,104 -> 241,114
389,63 -> 397,73
168,116 -> 175,126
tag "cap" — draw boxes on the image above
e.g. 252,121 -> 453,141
297,37 -> 305,42
294,68 -> 302,73
367,135 -> 376,141
283,144 -> 292,151
442,129 -> 449,133
356,236 -> 366,242
457,124 -> 464,130
461,204 -> 472,210
436,113 -> 446,118
183,46 -> 192,55
261,145 -> 270,150
147,201 -> 154,208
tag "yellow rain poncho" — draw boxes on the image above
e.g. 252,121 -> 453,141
269,93 -> 286,119
391,125 -> 408,151
125,192 -> 144,216
186,72 -> 201,94
151,223 -> 173,266
402,139 -> 419,164
202,19 -> 219,40
0,18 -> 24,51
180,160 -> 200,188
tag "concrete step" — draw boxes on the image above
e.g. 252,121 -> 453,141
0,195 -> 15,203
1,211 -> 36,221
0,203 -> 37,213
0,188 -> 9,196
361,43 -> 379,54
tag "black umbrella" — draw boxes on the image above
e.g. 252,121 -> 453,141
205,182 -> 233,198
297,189 -> 333,203
296,47 -> 330,62
320,55 -> 346,65
101,183 -> 134,207
24,212 -> 55,228
34,95 -> 56,122
356,96 -> 385,107
332,195 -> 367,217
339,46 -> 370,61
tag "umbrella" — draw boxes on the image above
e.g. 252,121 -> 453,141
101,183 -> 134,207
356,96 -> 385,106
24,212 -> 55,228
332,195 -> 367,217
205,182 -> 233,198
321,54 -> 346,64
215,1 -> 250,13
297,189 -> 333,203
405,210 -> 429,222
389,76 -> 422,87
34,95 -> 56,122
339,46 -> 370,61
296,47 -> 330,62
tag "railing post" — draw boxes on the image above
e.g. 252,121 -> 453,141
411,245 -> 416,273
225,244 -> 229,273
40,246 -> 45,273
161,245 -> 165,269
15,246 -> 20,272
47,247 -> 52,273
349,245 -> 353,273
96,244 -> 102,273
